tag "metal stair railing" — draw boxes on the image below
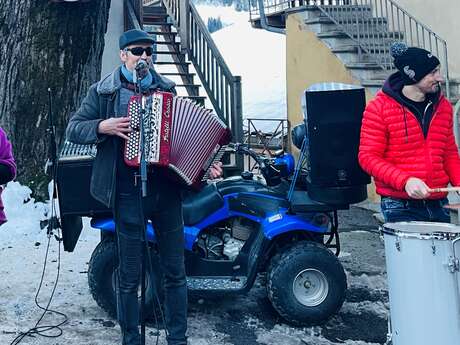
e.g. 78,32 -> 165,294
125,0 -> 143,30
188,3 -> 243,140
454,99 -> 460,151
249,0 -> 309,20
143,0 -> 159,6
250,0 -> 450,99
161,0 -> 180,31
125,0 -> 244,172
315,0 -> 450,99
161,0 -> 244,171
245,118 -> 290,169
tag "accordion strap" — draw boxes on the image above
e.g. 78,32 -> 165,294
99,93 -> 115,120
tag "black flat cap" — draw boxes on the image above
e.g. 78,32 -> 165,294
119,29 -> 154,50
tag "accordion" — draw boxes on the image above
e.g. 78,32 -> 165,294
124,91 -> 231,188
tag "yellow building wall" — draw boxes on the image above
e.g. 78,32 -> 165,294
286,12 -> 378,201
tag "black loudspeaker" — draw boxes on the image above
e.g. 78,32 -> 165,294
57,158 -> 110,217
303,83 -> 370,205
56,142 -> 111,252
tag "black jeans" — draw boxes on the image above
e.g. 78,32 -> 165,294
381,196 -> 450,223
114,174 -> 187,345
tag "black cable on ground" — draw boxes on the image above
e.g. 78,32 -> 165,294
10,183 -> 68,345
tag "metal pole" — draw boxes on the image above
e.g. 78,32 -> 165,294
232,76 -> 244,172
443,42 -> 451,101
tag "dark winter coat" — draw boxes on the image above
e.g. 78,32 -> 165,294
359,71 -> 460,199
0,128 -> 17,224
66,65 -> 175,207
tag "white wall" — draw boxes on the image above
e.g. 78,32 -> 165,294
395,0 -> 460,79
101,0 -> 124,77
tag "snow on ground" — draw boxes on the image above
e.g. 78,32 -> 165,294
1,182 -> 48,244
347,273 -> 388,291
0,182 -> 389,345
0,183 -> 233,345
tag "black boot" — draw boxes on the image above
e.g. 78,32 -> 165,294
116,282 -> 140,345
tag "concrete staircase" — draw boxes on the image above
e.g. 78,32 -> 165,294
300,6 -> 460,103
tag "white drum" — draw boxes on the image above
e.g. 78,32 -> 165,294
382,222 -> 460,345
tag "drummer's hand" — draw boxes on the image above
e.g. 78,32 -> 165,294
208,162 -> 223,180
98,117 -> 132,140
405,177 -> 431,199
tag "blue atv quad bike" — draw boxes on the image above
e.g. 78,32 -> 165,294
57,138 -> 360,326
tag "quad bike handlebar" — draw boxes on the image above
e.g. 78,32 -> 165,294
229,143 -> 295,186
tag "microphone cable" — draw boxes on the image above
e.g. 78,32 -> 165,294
9,180 -> 68,344
145,229 -> 167,345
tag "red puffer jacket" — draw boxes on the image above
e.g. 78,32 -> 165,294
359,74 -> 460,199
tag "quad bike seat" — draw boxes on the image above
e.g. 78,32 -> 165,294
183,183 -> 224,225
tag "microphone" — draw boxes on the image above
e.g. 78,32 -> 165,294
134,60 -> 149,81
135,59 -> 148,71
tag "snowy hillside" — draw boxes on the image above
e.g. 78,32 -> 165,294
196,4 -> 287,132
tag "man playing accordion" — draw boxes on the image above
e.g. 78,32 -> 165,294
66,29 -> 222,345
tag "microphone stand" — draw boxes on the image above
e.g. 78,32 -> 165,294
135,66 -> 149,345
46,88 -> 57,176
45,88 -> 61,238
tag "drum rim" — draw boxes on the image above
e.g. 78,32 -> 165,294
381,221 -> 460,240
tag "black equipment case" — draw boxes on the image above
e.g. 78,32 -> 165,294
57,141 -> 110,252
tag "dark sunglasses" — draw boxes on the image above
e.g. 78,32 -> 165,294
125,46 -> 153,56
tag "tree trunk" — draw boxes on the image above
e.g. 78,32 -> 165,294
0,0 -> 111,198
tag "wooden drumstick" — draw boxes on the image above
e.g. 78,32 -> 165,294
428,186 -> 460,193
443,203 -> 460,210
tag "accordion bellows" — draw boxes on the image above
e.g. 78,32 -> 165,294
124,91 -> 231,187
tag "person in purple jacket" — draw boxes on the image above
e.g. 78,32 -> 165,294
0,127 -> 16,225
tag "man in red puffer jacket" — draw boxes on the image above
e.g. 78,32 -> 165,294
359,42 -> 460,223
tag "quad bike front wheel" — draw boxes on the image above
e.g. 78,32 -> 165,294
267,240 -> 347,326
87,239 -> 163,320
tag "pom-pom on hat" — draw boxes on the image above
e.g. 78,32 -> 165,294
390,42 -> 440,85
119,29 -> 154,50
